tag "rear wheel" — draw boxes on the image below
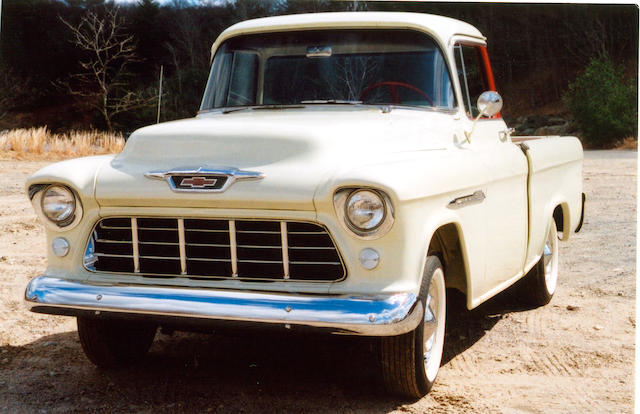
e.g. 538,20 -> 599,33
77,317 -> 157,368
380,256 -> 446,398
520,220 -> 559,306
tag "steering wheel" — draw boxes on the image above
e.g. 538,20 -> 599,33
359,81 -> 434,106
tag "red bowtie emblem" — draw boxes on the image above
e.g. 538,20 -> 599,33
179,176 -> 217,188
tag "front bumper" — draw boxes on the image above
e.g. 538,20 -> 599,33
25,276 -> 422,336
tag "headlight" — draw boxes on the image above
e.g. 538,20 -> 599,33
334,188 -> 394,239
41,185 -> 76,225
345,190 -> 385,231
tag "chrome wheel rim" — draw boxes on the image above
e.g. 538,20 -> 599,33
423,268 -> 446,382
543,223 -> 559,295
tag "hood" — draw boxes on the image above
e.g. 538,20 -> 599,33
95,107 -> 454,210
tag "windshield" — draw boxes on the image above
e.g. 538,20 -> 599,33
200,29 -> 456,111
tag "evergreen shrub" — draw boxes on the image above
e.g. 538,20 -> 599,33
563,55 -> 637,147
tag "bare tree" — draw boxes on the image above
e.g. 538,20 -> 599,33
60,7 -> 154,131
345,1 -> 368,12
324,56 -> 382,101
0,69 -> 24,121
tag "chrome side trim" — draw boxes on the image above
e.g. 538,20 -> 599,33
131,218 -> 140,273
25,276 -> 422,336
144,166 -> 264,193
229,220 -> 238,277
448,190 -> 486,209
281,221 -> 290,280
178,219 -> 187,275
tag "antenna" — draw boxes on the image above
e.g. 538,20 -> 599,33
157,65 -> 163,124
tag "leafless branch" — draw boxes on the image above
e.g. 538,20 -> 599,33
58,6 -> 152,131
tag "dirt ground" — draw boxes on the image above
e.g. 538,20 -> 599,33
0,150 -> 635,413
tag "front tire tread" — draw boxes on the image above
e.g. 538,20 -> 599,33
77,317 -> 156,369
380,256 -> 444,398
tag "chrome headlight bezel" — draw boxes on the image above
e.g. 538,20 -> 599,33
29,184 -> 83,231
41,185 -> 76,224
346,189 -> 386,231
333,188 -> 395,239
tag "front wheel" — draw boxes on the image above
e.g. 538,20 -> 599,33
77,317 -> 157,369
380,256 -> 446,398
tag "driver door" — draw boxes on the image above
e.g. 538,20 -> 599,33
454,42 -> 529,298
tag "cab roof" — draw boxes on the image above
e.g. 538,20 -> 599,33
211,11 -> 485,56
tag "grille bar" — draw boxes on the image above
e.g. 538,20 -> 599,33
239,259 -> 283,264
236,230 -> 281,234
90,218 -> 345,282
187,243 -> 230,248
188,257 -> 231,263
140,241 -> 179,246
289,246 -> 335,250
131,218 -> 140,273
229,220 -> 238,277
281,221 -> 290,280
96,253 -> 133,258
95,239 -> 134,244
140,255 -> 181,260
290,261 -> 342,265
178,219 -> 187,275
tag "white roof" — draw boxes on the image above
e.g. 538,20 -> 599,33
211,12 -> 485,56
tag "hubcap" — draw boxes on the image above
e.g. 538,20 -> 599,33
423,268 -> 445,382
543,224 -> 558,295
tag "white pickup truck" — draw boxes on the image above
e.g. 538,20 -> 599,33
25,12 -> 584,397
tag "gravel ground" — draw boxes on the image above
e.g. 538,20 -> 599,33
0,150 -> 635,413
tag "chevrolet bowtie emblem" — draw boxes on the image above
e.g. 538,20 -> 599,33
180,176 -> 218,188
145,167 -> 264,193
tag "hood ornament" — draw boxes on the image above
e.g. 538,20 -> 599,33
145,167 -> 264,193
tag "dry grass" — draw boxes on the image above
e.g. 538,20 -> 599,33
0,127 -> 125,160
615,136 -> 638,150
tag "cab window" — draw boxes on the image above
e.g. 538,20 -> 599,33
454,44 -> 490,118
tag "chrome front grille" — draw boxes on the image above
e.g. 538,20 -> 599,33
86,217 -> 345,282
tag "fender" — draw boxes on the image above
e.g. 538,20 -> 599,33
419,212 -> 476,310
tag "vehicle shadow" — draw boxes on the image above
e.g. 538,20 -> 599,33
1,287 -> 538,413
1,329 -> 399,413
442,284 -> 539,365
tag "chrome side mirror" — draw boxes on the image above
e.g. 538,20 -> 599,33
477,91 -> 503,117
464,91 -> 503,143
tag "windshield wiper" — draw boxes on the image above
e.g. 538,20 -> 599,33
300,100 -> 363,105
300,99 -> 397,113
221,104 -> 305,114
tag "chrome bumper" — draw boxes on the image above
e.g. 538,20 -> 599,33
25,276 -> 422,336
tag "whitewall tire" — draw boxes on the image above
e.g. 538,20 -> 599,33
380,256 -> 446,398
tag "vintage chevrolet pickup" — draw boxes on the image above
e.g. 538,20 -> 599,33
24,12 -> 584,397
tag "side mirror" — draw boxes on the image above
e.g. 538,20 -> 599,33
463,91 -> 503,143
477,91 -> 503,117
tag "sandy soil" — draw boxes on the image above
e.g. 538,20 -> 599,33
0,151 -> 635,413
